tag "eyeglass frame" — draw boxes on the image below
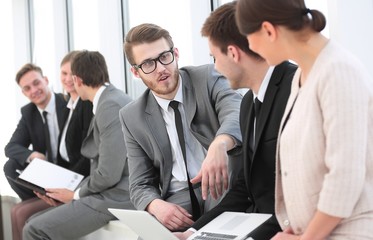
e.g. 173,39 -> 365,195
132,47 -> 175,74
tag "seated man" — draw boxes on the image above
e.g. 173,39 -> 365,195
176,2 -> 297,239
23,50 -> 134,239
4,63 -> 68,201
120,23 -> 243,231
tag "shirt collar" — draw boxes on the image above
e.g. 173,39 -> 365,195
254,66 -> 274,103
92,84 -> 108,115
38,92 -> 55,115
153,75 -> 183,112
67,96 -> 80,110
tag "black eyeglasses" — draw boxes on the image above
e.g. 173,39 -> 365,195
133,48 -> 175,74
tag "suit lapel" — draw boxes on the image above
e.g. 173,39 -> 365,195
254,64 -> 288,151
82,85 -> 112,152
145,93 -> 173,192
242,93 -> 255,157
181,72 -> 197,127
254,84 -> 278,151
181,71 -> 211,148
279,68 -> 301,134
55,94 -> 69,131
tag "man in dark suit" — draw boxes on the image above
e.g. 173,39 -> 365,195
4,63 -> 68,201
176,2 -> 297,239
121,23 -> 242,231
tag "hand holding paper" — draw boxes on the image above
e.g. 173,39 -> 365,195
45,188 -> 74,203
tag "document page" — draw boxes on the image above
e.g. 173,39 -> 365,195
19,158 -> 84,191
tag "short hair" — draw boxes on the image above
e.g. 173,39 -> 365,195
124,23 -> 174,65
60,50 -> 80,66
236,0 -> 326,36
201,1 -> 262,60
70,50 -> 110,87
15,63 -> 43,84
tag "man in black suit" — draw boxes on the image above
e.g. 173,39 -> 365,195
176,2 -> 297,239
3,63 -> 68,201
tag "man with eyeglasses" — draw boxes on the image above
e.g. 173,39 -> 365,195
120,23 -> 243,231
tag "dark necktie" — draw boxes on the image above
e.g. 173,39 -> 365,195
42,111 -> 53,163
249,98 -> 262,152
169,100 -> 201,220
254,97 -> 262,119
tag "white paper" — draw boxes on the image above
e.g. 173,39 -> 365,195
19,158 -> 84,191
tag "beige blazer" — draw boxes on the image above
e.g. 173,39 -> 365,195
275,41 -> 373,238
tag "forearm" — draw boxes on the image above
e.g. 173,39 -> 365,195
210,134 -> 236,152
301,210 -> 342,240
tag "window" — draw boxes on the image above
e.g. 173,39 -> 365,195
123,0 -> 212,98
69,0 -> 126,91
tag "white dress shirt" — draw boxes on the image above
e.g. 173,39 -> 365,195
152,77 -> 206,192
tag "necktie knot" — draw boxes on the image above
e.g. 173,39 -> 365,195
169,100 -> 179,111
254,98 -> 262,118
42,110 -> 48,120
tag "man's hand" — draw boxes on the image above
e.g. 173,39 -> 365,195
174,230 -> 194,240
45,188 -> 74,204
35,191 -> 60,206
147,199 -> 194,231
191,134 -> 235,200
29,152 -> 46,161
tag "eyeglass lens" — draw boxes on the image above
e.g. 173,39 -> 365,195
140,50 -> 174,74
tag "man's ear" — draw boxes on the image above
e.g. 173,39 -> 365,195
74,76 -> 83,87
130,66 -> 141,78
173,47 -> 179,62
43,76 -> 49,85
227,45 -> 240,63
262,21 -> 277,42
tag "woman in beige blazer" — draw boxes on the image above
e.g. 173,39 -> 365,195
236,0 -> 373,239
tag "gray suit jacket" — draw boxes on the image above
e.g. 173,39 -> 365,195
78,84 -> 134,212
120,64 -> 242,211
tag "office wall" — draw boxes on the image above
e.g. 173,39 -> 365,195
328,0 -> 373,77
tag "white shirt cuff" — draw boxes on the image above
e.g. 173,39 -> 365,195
187,228 -> 197,233
73,188 -> 81,200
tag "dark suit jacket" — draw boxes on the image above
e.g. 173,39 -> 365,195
5,93 -> 68,167
192,61 -> 297,239
61,98 -> 93,176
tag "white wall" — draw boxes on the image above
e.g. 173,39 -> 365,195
327,0 -> 373,76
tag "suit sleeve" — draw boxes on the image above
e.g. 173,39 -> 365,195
5,108 -> 36,166
209,72 -> 242,146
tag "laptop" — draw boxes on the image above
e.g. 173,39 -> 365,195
108,208 -> 271,240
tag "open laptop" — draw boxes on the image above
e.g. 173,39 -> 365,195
108,208 -> 271,240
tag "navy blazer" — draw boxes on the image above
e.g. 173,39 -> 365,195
192,61 -> 297,239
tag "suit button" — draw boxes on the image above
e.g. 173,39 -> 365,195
283,171 -> 287,177
283,219 -> 290,226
